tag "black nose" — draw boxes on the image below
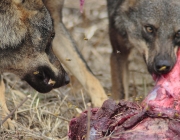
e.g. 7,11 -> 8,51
154,60 -> 172,74
63,73 -> 70,86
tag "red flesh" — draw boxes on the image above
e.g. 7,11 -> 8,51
68,50 -> 180,140
142,49 -> 180,116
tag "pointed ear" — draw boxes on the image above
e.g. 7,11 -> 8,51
121,0 -> 138,12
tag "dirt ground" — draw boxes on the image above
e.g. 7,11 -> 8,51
0,0 -> 154,139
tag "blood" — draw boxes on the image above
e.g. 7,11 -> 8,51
69,49 -> 180,140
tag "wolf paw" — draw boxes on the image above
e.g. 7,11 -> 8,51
1,118 -> 16,130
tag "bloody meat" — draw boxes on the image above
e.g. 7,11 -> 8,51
68,50 -> 180,140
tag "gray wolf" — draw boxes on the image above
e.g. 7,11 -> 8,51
0,0 -> 108,129
107,0 -> 180,100
0,0 -> 69,129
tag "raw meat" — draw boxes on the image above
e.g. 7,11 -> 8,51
68,50 -> 180,140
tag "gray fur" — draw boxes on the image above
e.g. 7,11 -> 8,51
107,0 -> 180,100
0,0 -> 68,92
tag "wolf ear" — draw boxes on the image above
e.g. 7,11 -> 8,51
121,0 -> 138,12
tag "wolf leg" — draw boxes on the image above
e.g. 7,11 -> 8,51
109,28 -> 131,101
0,76 -> 15,130
44,0 -> 108,107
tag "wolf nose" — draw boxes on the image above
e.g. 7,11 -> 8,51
155,60 -> 172,74
63,73 -> 70,85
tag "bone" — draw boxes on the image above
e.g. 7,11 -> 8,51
159,66 -> 167,71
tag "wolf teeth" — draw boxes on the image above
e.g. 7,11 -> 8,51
48,79 -> 56,86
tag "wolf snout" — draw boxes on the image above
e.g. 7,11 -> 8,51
154,59 -> 172,74
55,72 -> 70,87
24,65 -> 70,93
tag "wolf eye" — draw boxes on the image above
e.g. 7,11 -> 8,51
145,26 -> 154,33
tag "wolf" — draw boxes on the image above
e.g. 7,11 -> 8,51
44,0 -> 108,107
107,0 -> 180,100
0,0 -> 69,129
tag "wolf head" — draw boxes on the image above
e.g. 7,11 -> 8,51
0,0 -> 69,93
115,0 -> 180,75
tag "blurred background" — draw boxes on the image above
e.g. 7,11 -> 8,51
0,0 -> 153,139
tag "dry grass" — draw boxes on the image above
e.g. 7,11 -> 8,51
1,73 -> 88,139
0,0 -> 154,139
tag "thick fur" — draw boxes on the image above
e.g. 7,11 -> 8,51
107,0 -> 180,100
0,0 -> 69,129
0,0 -> 107,129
